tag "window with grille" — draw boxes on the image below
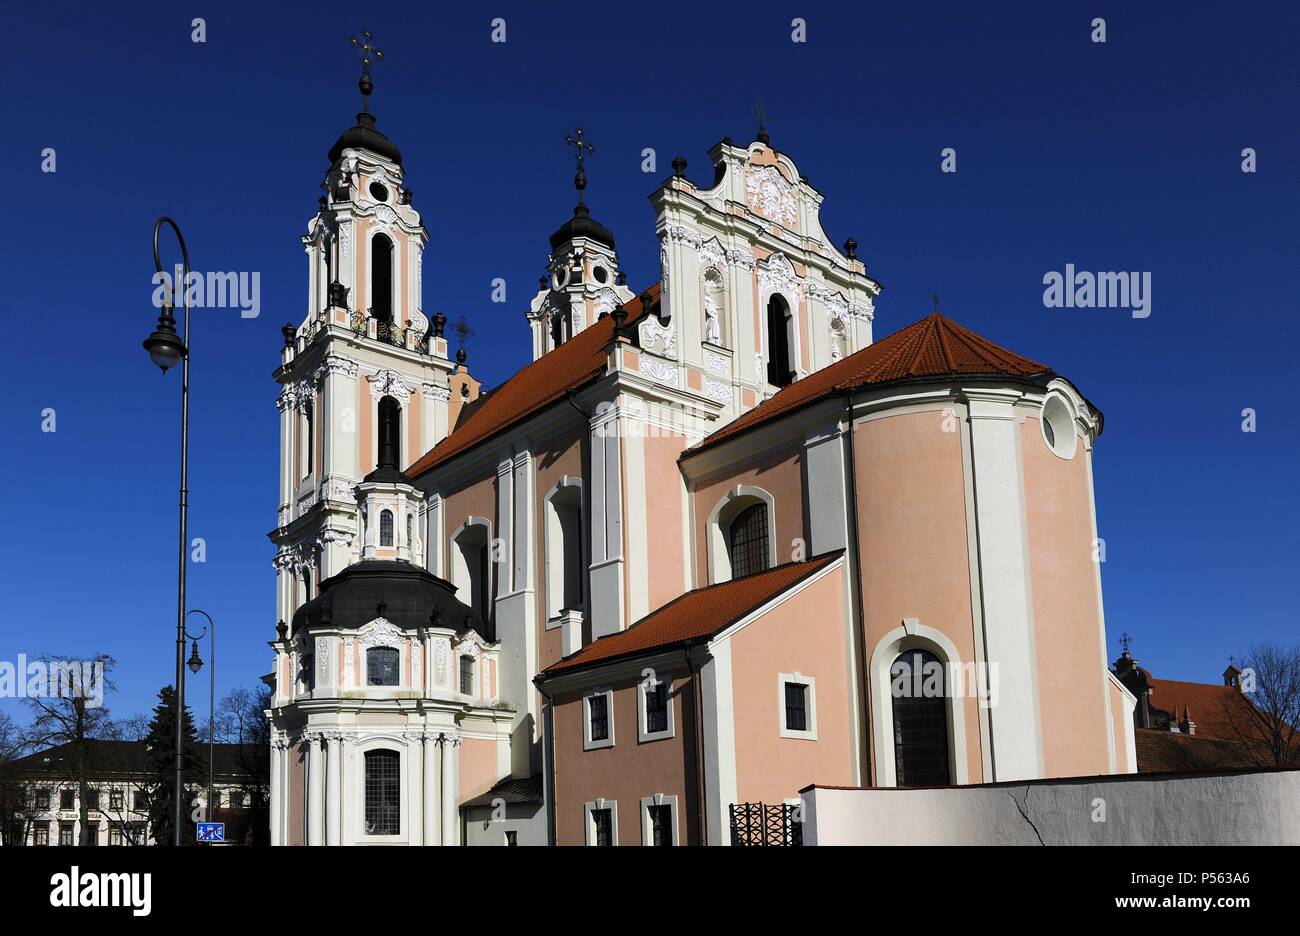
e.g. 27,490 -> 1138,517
110,790 -> 123,811
460,656 -> 475,695
784,682 -> 808,733
367,646 -> 400,686
380,509 -> 394,547
33,823 -> 49,845
729,503 -> 770,578
645,682 -> 668,734
109,827 -> 123,846
364,750 -> 401,835
592,808 -> 612,846
588,693 -> 610,742
648,804 -> 673,846
891,648 -> 951,786
34,790 -> 49,810
58,823 -> 74,845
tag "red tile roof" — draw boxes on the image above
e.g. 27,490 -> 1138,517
691,311 -> 1052,454
1134,728 -> 1272,773
541,552 -> 842,675
406,285 -> 659,478
1146,677 -> 1259,742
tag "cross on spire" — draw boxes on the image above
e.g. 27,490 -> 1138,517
931,293 -> 941,313
565,128 -> 595,208
754,98 -> 770,145
1119,632 -> 1132,653
349,29 -> 384,111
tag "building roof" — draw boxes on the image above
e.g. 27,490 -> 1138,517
9,739 -> 259,779
690,311 -> 1053,455
540,552 -> 842,677
328,111 -> 402,166
1146,677 -> 1258,742
460,773 -> 544,810
1134,728 -> 1273,773
406,285 -> 659,478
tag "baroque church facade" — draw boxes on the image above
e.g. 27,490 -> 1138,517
265,74 -> 1136,846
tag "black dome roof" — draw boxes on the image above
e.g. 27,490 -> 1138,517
291,560 -> 487,638
549,203 -> 615,250
328,111 -> 403,166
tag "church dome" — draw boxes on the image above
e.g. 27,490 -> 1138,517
328,111 -> 403,166
291,559 -> 486,638
549,203 -> 615,250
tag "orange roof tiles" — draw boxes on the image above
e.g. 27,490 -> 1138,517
406,285 -> 660,478
692,311 -> 1052,454
1134,728 -> 1272,773
541,553 -> 842,676
1146,677 -> 1258,742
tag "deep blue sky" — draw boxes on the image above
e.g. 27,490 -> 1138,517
3,1 -> 1296,722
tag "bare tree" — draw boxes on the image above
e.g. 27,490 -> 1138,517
214,686 -> 271,845
22,654 -> 117,845
1222,643 -> 1300,768
0,712 -> 37,845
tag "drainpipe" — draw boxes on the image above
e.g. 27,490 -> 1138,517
843,391 -> 872,786
684,644 -> 708,845
535,678 -> 557,846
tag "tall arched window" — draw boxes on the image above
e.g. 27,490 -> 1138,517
890,648 -> 951,786
379,509 -> 394,547
370,233 -> 394,323
300,401 -> 314,479
377,396 -> 401,470
766,295 -> 794,387
363,749 -> 400,835
452,522 -> 492,620
366,646 -> 400,686
546,482 -> 584,619
729,503 -> 770,578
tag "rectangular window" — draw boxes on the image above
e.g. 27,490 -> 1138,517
589,693 -> 609,742
230,791 -> 245,809
59,790 -> 74,811
785,682 -> 808,732
460,656 -> 475,695
129,823 -> 147,845
33,823 -> 49,846
85,822 -> 99,845
592,808 -> 612,847
504,830 -> 517,847
364,750 -> 401,836
109,790 -> 123,811
648,805 -> 673,846
85,790 -> 99,810
645,682 -> 668,735
109,827 -> 123,846
133,791 -> 148,812
34,790 -> 50,810
58,823 -> 74,846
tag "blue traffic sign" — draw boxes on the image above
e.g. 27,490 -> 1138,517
196,822 -> 225,843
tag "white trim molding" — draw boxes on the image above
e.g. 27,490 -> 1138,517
582,686 -> 615,751
584,798 -> 619,846
706,484 -> 777,584
639,794 -> 680,846
778,672 -> 818,740
637,672 -> 675,743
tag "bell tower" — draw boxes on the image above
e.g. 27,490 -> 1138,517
526,127 -> 633,359
270,32 -> 458,656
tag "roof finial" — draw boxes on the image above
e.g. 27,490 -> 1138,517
350,29 -> 384,113
931,293 -> 941,314
1119,631 -> 1133,654
754,98 -> 770,145
565,127 -> 596,212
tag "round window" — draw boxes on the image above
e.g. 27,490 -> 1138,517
593,265 -> 609,284
1040,394 -> 1077,459
369,181 -> 389,202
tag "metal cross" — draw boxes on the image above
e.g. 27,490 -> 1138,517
754,99 -> 770,143
350,29 -> 384,75
931,293 -> 940,313
565,128 -> 595,203
1119,632 -> 1132,653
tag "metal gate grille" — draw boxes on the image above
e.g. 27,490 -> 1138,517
729,802 -> 803,846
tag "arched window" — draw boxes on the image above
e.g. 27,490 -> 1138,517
379,510 -> 394,547
366,646 -> 400,686
766,295 -> 794,387
363,750 -> 400,835
890,649 -> 951,786
728,503 -> 770,578
452,522 -> 492,620
377,396 -> 401,470
370,233 -> 393,323
460,655 -> 475,695
300,400 -> 314,479
546,482 -> 584,619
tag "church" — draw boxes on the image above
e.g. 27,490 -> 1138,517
264,51 -> 1135,846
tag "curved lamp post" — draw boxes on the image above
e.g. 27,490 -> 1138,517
142,216 -> 192,846
184,609 -> 215,825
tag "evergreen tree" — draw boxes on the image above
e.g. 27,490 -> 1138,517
142,686 -> 202,845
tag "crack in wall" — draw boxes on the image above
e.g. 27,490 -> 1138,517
1007,785 -> 1046,845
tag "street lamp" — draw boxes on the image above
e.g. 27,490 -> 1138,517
185,609 -> 215,825
143,216 -> 192,846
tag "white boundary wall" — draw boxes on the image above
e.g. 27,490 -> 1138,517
802,770 -> 1300,845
